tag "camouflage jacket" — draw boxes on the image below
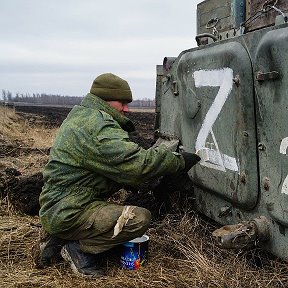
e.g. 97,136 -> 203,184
39,93 -> 185,235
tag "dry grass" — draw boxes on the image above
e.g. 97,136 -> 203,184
1,211 -> 288,288
0,106 -> 22,145
0,106 -> 57,148
0,153 -> 49,176
0,107 -> 57,175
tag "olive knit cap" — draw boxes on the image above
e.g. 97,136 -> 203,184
90,73 -> 133,103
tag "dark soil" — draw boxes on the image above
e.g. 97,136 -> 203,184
7,172 -> 43,215
126,112 -> 156,149
15,105 -> 72,128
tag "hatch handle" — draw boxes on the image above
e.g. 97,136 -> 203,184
195,33 -> 218,46
256,71 -> 279,82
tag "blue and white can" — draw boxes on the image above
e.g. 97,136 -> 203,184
120,235 -> 149,270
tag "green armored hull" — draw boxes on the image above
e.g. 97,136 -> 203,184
155,0 -> 288,260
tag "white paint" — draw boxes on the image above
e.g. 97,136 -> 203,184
193,68 -> 239,172
197,148 -> 210,162
280,137 -> 288,154
194,69 -> 231,87
222,154 -> 239,172
197,147 -> 239,172
281,176 -> 288,195
280,137 -> 288,194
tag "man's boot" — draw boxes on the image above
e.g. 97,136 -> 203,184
39,235 -> 67,267
61,241 -> 104,278
35,233 -> 67,268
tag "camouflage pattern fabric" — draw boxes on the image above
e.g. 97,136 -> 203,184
39,93 -> 185,236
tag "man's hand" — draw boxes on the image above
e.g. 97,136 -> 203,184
180,152 -> 201,172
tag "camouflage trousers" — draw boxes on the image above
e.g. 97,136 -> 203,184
55,203 -> 151,254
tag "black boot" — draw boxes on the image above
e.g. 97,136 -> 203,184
35,234 -> 67,268
61,241 -> 104,278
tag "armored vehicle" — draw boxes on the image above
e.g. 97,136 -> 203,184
155,0 -> 288,260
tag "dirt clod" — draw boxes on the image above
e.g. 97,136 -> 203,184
7,172 -> 43,215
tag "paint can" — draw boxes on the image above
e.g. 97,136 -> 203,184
120,235 -> 149,270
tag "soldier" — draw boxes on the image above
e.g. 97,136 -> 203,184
38,73 -> 200,277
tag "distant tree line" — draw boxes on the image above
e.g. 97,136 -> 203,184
1,89 -> 155,107
128,98 -> 155,108
2,90 -> 82,106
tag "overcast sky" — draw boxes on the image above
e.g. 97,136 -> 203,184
0,0 -> 202,100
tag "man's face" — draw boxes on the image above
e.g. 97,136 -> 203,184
107,100 -> 129,114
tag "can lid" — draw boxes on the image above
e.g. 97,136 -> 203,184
129,234 -> 149,243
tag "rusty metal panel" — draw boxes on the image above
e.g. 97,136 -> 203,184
245,0 -> 288,32
197,0 -> 246,34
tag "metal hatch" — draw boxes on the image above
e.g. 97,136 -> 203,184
254,26 -> 288,226
176,40 -> 258,210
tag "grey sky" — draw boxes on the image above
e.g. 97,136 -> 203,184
0,0 -> 202,100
